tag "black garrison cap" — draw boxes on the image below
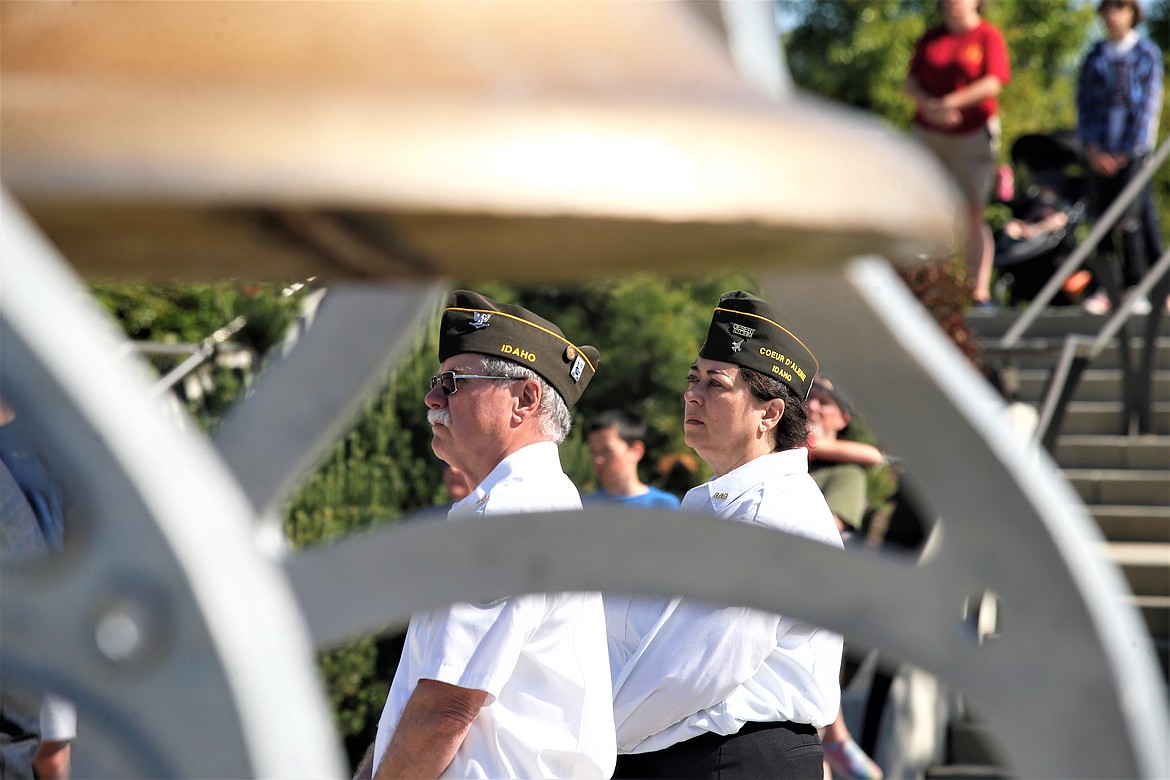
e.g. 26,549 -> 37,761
438,290 -> 600,407
810,376 -> 854,415
698,290 -> 818,400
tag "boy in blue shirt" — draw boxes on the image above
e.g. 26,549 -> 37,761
585,410 -> 679,510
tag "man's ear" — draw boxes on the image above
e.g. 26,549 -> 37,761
760,398 -> 785,433
513,378 -> 542,422
631,440 -> 646,462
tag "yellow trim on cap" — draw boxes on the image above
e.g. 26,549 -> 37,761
712,306 -> 820,375
447,307 -> 597,372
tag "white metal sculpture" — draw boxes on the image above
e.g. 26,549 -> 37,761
1,2 -> 1165,777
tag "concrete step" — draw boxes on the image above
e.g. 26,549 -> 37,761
1136,594 -> 1170,681
1056,402 -> 1170,435
1130,594 -> 1169,682
1065,469 -> 1170,506
950,310 -> 1170,685
1136,595 -> 1170,638
1106,542 -> 1170,598
967,308 -> 1170,339
1015,368 -> 1170,403
983,337 -> 1170,371
1089,504 -> 1170,544
1053,434 -> 1170,469
947,719 -> 1008,767
924,767 -> 1014,779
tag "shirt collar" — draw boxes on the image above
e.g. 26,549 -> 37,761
698,448 -> 809,510
450,441 -> 561,516
1104,31 -> 1139,57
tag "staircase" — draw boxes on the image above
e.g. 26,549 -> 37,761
969,307 -> 1170,682
909,308 -> 1170,780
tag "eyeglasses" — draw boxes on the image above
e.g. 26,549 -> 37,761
429,371 -> 517,395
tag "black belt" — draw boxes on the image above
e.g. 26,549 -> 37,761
736,719 -> 817,737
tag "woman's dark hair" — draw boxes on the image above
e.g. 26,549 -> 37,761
741,367 -> 810,452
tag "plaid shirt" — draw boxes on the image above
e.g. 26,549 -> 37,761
1077,36 -> 1163,156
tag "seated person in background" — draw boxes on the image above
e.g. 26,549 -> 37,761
408,460 -> 474,524
0,453 -> 48,780
35,694 -> 75,780
999,184 -> 1070,243
806,377 -> 884,537
983,366 -> 1039,447
441,462 -> 471,505
805,377 -> 885,780
585,410 -> 679,510
0,400 -> 76,779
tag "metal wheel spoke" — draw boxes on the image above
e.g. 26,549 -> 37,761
213,282 -> 446,518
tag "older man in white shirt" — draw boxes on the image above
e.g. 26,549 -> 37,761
358,290 -> 615,780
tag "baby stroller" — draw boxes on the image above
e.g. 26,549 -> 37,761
993,131 -> 1089,305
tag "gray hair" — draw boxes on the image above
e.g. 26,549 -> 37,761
480,356 -> 573,443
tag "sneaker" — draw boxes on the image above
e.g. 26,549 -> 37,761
824,738 -> 883,780
1082,289 -> 1111,315
1123,289 -> 1152,316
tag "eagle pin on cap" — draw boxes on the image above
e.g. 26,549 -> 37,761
438,290 -> 600,407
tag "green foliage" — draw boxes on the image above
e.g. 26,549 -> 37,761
90,280 -> 302,352
783,0 -> 1167,253
783,0 -> 931,122
283,319 -> 445,547
319,637 -> 387,742
90,281 -> 305,428
990,2 -> 1096,141
783,0 -> 1096,142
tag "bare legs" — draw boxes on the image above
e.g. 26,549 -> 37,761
965,204 -> 994,305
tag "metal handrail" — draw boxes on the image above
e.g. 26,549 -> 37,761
149,316 -> 248,397
991,138 -> 1169,445
1001,139 -> 1170,348
1030,248 -> 1170,449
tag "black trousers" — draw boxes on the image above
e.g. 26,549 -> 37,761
612,720 -> 823,779
1090,154 -> 1164,289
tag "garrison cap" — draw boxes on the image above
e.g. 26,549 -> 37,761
810,376 -> 853,416
439,290 -> 600,407
699,290 -> 818,400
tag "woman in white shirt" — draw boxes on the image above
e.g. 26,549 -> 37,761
607,290 -> 844,779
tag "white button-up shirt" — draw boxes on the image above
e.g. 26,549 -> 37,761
374,442 -> 617,778
607,448 -> 843,754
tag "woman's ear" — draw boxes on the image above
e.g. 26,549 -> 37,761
760,398 -> 785,433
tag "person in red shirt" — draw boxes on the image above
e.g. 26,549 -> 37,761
906,0 -> 1011,308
